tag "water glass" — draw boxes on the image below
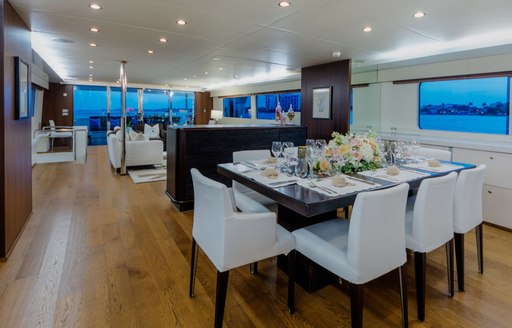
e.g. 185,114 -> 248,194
295,158 -> 308,178
281,142 -> 294,172
306,139 -> 315,148
306,146 -> 317,179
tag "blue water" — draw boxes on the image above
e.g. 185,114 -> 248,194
419,115 -> 509,134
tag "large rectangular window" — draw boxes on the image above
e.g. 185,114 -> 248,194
223,96 -> 251,118
256,92 -> 301,120
171,91 -> 195,125
73,85 -> 108,145
144,89 -> 171,125
419,77 -> 510,134
110,87 -> 139,127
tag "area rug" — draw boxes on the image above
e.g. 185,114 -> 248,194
128,165 -> 166,184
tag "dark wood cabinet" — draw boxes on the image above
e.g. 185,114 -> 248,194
166,124 -> 307,211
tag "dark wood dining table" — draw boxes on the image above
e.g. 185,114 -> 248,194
218,161 -> 476,291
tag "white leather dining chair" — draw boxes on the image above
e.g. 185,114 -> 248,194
416,147 -> 451,161
233,149 -> 276,211
290,183 -> 410,328
453,164 -> 486,291
405,172 -> 457,321
189,168 -> 295,328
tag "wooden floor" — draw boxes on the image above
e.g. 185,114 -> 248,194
1,146 -> 512,327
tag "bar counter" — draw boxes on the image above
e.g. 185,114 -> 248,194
166,124 -> 307,211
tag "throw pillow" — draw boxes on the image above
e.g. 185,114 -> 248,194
144,123 -> 159,138
128,128 -> 138,141
131,132 -> 146,142
89,118 -> 101,130
115,130 -> 123,141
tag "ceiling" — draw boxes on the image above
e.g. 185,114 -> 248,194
10,0 -> 512,90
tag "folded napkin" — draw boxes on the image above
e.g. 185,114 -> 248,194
332,175 -> 354,187
359,168 -> 429,182
263,157 -> 277,164
261,168 -> 279,179
386,165 -> 400,176
427,159 -> 441,167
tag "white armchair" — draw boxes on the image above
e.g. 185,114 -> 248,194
107,133 -> 163,169
189,168 -> 295,327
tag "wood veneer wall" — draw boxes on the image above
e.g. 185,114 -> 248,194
194,91 -> 213,125
1,1 -> 33,258
42,83 -> 74,127
300,59 -> 351,140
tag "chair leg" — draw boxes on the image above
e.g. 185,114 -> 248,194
189,238 -> 199,298
454,233 -> 465,292
414,252 -> 426,322
398,264 -> 409,328
476,223 -> 484,274
215,270 -> 230,328
349,283 -> 364,328
250,262 -> 258,275
446,239 -> 454,297
287,250 -> 296,314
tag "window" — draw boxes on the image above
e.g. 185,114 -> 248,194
223,96 -> 251,118
110,87 -> 139,127
73,85 -> 108,145
171,91 -> 195,125
143,89 -> 171,125
256,92 -> 301,120
419,77 -> 510,134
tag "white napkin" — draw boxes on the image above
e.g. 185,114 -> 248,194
297,176 -> 380,196
359,167 -> 429,182
403,161 -> 464,173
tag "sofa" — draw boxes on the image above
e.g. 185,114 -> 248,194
133,123 -> 167,151
107,131 -> 163,169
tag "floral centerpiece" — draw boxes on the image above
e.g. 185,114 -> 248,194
313,131 -> 384,174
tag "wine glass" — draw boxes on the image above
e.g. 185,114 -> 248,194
306,146 -> 318,179
410,138 -> 420,163
271,141 -> 282,168
281,142 -> 294,173
306,139 -> 315,148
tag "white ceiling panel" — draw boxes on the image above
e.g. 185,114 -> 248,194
10,0 -> 512,89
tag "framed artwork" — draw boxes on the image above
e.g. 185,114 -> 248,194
15,57 -> 30,120
312,87 -> 332,119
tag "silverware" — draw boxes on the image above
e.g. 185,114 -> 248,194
268,179 -> 298,186
308,181 -> 337,195
345,176 -> 376,185
241,161 -> 260,170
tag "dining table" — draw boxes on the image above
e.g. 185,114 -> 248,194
217,159 -> 476,292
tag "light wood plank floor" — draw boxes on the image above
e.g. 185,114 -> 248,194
1,146 -> 512,327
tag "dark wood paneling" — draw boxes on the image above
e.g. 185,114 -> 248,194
166,125 -> 307,211
1,1 -> 33,258
42,83 -> 74,127
194,91 -> 213,125
301,60 -> 351,140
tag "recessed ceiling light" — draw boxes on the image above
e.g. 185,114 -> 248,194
204,71 -> 208,75
176,19 -> 187,25
159,37 -> 167,43
147,50 -> 154,54
413,11 -> 426,18
233,75 -> 239,79
212,57 -> 221,61
218,67 -> 224,71
278,1 -> 291,7
89,66 -> 94,69
89,43 -> 97,47
332,51 -> 341,58
89,27 -> 100,32
363,26 -> 372,32
89,60 -> 94,64
89,3 -> 101,10
184,78 -> 188,81
193,75 -> 197,78
89,74 -> 93,77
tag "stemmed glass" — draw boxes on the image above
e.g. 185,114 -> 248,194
271,141 -> 282,168
306,146 -> 318,179
281,142 -> 295,173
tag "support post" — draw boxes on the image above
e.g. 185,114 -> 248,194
120,61 -> 128,175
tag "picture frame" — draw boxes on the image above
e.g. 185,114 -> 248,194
312,87 -> 332,119
15,56 -> 30,120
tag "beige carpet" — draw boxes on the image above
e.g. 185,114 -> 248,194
128,165 -> 166,183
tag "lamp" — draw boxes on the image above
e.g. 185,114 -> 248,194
210,110 -> 223,124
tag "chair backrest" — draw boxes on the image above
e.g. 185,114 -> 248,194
191,168 -> 237,267
347,183 -> 409,284
411,172 -> 458,252
416,147 -> 451,161
107,133 -> 121,168
232,150 -> 271,194
453,165 -> 486,233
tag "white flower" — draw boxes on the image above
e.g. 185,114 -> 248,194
359,143 -> 374,162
